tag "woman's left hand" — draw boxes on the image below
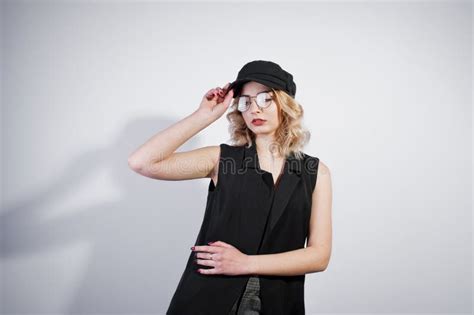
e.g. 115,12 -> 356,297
192,241 -> 251,276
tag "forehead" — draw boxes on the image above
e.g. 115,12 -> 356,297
240,81 -> 270,95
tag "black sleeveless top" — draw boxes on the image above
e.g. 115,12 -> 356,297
166,142 -> 320,315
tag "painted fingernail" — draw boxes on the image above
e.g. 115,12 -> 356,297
191,246 -> 195,250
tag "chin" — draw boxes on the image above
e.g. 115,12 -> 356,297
247,123 -> 276,135
251,128 -> 274,135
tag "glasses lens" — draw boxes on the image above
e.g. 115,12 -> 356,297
237,96 -> 250,112
256,92 -> 272,108
236,92 -> 272,112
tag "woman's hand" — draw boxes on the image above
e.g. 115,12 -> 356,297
197,83 -> 234,121
192,241 -> 251,276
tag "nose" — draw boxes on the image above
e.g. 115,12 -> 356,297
249,98 -> 262,114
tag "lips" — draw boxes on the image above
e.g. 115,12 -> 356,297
251,118 -> 266,126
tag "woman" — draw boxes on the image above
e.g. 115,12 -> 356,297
128,60 -> 333,315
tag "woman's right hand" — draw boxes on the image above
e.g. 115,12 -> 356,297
197,82 -> 234,120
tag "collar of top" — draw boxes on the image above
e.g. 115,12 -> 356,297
240,142 -> 303,176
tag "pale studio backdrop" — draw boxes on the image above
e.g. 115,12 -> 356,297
1,1 -> 471,314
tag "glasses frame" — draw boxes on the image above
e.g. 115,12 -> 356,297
236,89 -> 274,113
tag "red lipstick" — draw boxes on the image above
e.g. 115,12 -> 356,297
251,119 -> 266,126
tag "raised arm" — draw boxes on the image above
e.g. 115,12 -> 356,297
128,83 -> 233,181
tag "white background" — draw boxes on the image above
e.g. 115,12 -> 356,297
1,0 -> 472,314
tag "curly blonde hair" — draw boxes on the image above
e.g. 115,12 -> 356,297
225,88 -> 311,160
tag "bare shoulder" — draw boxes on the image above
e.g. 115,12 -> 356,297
314,159 -> 332,195
208,145 -> 223,185
301,152 -> 331,194
317,160 -> 331,177
205,145 -> 221,179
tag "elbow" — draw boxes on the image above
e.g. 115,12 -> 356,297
318,256 -> 331,272
309,248 -> 330,273
128,156 -> 144,172
311,261 -> 328,274
319,262 -> 329,272
128,156 -> 160,178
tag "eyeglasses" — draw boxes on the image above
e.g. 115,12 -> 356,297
236,90 -> 274,112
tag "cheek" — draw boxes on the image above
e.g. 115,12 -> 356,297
241,115 -> 252,129
270,109 -> 281,125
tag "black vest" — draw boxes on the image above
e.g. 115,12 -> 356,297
166,142 -> 320,315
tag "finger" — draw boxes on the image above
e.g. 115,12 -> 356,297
222,88 -> 234,103
206,88 -> 219,96
214,90 -> 233,109
198,267 -> 217,275
206,89 -> 216,97
206,90 -> 218,101
195,252 -> 215,259
206,88 -> 216,95
218,82 -> 230,94
209,240 -> 233,248
195,258 -> 216,267
193,245 -> 220,253
223,82 -> 232,93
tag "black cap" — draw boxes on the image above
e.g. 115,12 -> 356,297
227,60 -> 297,98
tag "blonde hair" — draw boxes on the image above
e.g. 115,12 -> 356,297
225,88 -> 311,160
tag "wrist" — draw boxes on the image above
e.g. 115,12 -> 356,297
245,255 -> 258,275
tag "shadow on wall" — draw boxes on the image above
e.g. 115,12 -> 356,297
1,117 -> 211,314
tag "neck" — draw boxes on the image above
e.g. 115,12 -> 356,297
255,134 -> 282,159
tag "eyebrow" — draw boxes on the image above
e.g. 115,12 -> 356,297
240,89 -> 272,97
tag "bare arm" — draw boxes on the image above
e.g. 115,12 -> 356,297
128,83 -> 233,180
246,161 -> 333,276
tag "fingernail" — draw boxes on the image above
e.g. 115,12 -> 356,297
208,241 -> 213,245
191,246 -> 195,250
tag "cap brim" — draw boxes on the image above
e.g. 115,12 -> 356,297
226,77 -> 282,97
226,79 -> 251,97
